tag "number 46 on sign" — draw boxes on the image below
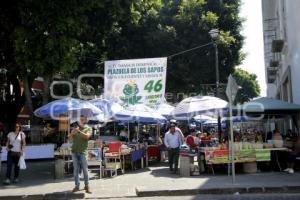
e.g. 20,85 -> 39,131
144,80 -> 162,93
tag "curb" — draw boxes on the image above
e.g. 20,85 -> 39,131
136,186 -> 300,197
0,192 -> 85,200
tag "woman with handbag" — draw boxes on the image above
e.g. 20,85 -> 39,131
3,123 -> 26,185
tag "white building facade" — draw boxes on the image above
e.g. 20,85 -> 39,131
262,0 -> 300,131
262,0 -> 300,103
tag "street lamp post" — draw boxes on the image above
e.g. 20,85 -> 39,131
209,28 -> 220,97
213,42 -> 219,97
209,29 -> 222,139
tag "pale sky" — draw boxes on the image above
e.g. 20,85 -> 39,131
239,0 -> 266,96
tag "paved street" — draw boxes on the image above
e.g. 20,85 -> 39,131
99,194 -> 300,200
1,160 -> 300,199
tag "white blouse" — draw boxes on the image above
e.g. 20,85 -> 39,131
7,131 -> 26,152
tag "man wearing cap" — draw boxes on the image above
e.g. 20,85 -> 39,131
164,122 -> 183,174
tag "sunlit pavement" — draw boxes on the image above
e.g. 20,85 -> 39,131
1,161 -> 300,199
92,194 -> 300,200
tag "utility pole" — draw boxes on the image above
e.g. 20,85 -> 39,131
209,29 -> 221,139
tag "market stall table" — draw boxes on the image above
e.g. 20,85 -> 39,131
256,147 -> 288,172
104,151 -> 129,174
147,145 -> 161,163
54,146 -> 104,178
199,147 -> 288,173
104,148 -> 146,173
130,148 -> 145,169
1,144 -> 55,161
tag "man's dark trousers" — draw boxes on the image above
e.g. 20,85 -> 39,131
168,147 -> 179,172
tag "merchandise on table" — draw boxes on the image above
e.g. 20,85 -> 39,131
201,141 -> 274,164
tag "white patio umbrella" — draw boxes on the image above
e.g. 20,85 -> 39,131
89,98 -> 123,121
153,103 -> 175,118
34,98 -> 105,141
114,104 -> 166,142
193,114 -> 215,122
172,95 -> 228,120
114,104 -> 166,123
34,97 -> 104,121
202,119 -> 218,125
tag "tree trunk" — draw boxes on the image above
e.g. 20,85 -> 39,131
23,74 -> 35,124
9,75 -> 25,130
23,75 -> 46,144
42,75 -> 51,104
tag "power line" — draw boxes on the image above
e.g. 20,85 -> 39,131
167,42 -> 214,59
73,41 -> 214,62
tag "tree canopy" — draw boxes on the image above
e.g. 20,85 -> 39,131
0,0 -> 246,129
101,0 -> 244,100
233,68 -> 261,104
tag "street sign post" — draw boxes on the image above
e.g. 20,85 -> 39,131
226,74 -> 239,184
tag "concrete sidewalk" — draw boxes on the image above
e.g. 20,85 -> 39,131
1,161 -> 300,199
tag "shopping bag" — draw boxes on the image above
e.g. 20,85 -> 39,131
18,154 -> 26,170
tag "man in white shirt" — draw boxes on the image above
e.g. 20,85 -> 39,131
164,122 -> 183,174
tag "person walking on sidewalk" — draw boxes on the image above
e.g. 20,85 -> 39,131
164,122 -> 183,174
68,115 -> 92,194
3,123 -> 26,185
